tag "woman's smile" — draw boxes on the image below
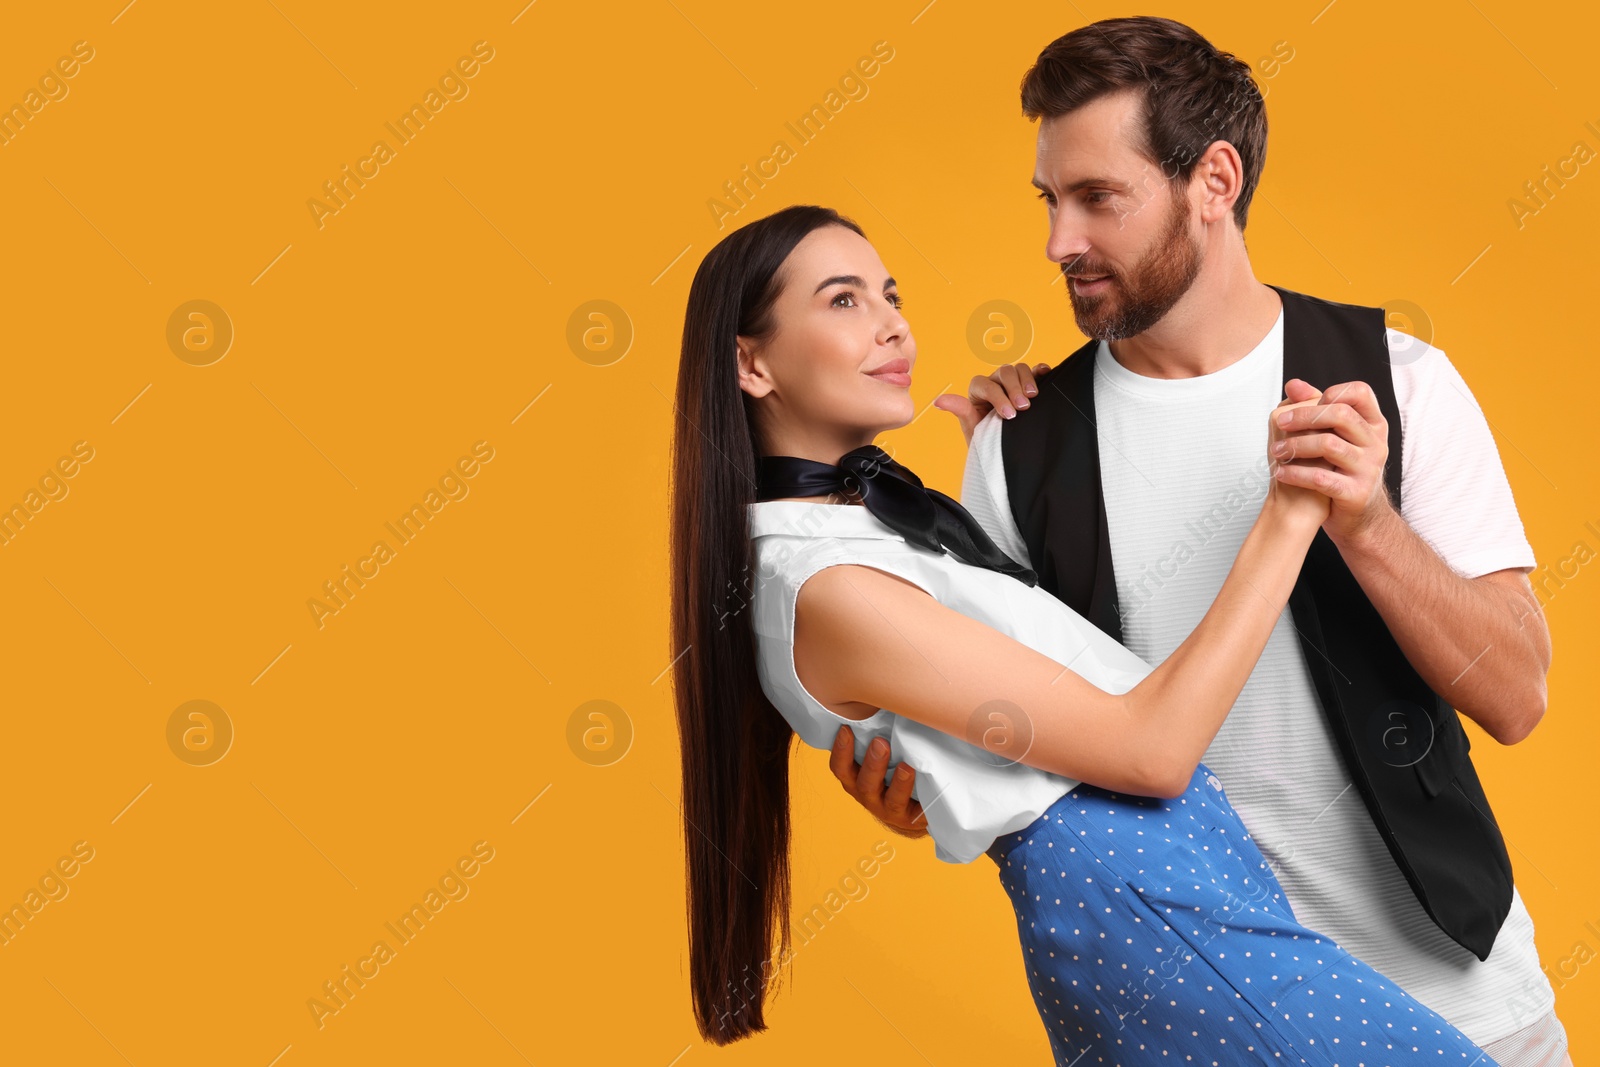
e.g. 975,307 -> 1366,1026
865,355 -> 912,388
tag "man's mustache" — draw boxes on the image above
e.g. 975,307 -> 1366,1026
1060,255 -> 1113,280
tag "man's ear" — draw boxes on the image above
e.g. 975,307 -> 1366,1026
1195,139 -> 1244,228
736,336 -> 774,399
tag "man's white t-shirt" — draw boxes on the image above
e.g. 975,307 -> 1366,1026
960,305 -> 1555,1048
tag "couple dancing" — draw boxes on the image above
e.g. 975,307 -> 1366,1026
668,16 -> 1567,1066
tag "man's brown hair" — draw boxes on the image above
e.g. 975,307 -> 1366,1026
1020,16 -> 1267,231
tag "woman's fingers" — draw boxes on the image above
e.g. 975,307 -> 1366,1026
968,372 -> 1013,418
1267,394 -> 1324,457
997,363 -> 1035,411
1283,377 -> 1322,403
969,362 -> 1046,419
932,392 -> 980,446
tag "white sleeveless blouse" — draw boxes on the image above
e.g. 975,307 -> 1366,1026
748,499 -> 1155,863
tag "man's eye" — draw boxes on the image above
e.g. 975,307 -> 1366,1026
1086,191 -> 1111,205
1035,191 -> 1055,206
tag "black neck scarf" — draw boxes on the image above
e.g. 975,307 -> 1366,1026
756,444 -> 1038,586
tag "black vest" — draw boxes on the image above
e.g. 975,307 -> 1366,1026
999,284 -> 1514,961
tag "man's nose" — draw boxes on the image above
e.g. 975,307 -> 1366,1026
1046,220 -> 1091,270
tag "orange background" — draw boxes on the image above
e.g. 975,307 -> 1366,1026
0,1 -> 1595,1064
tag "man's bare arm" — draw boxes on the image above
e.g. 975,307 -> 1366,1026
1324,502 -> 1548,744
1275,378 -> 1551,744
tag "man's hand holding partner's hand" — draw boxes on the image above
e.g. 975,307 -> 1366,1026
1272,377 -> 1396,546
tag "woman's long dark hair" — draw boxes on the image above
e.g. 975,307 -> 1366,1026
669,205 -> 866,1044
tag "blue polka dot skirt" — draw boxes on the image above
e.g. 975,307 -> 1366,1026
990,762 -> 1502,1066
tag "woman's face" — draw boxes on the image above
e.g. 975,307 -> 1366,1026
737,225 -> 917,461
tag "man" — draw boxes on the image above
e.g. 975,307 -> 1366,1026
828,16 -> 1569,1064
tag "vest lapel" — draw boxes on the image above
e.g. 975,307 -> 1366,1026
1000,337 -> 1123,641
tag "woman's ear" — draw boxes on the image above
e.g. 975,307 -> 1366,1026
735,337 -> 774,399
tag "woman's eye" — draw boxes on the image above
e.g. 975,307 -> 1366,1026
831,291 -> 904,310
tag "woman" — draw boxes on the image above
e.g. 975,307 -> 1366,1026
667,204 -> 1501,1065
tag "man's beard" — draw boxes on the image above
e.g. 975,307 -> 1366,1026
1064,191 -> 1202,342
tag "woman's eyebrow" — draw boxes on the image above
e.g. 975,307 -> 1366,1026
812,275 -> 898,294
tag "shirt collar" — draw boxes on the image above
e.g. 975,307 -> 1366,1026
747,500 -> 905,541
1094,304 -> 1283,398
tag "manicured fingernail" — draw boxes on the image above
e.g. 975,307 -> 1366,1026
1017,397 -> 1029,408
1025,386 -> 1037,396
1002,406 -> 1016,419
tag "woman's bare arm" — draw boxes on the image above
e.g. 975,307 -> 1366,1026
797,497 -> 1318,796
796,404 -> 1330,798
